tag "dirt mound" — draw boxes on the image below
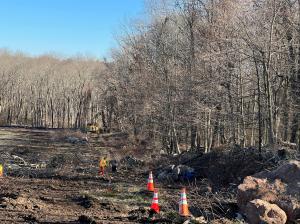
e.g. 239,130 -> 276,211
237,160 -> 300,223
153,146 -> 299,191
174,148 -> 284,188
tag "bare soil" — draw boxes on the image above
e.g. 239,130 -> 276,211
0,128 -> 237,224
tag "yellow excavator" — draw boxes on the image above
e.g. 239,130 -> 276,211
86,113 -> 102,134
86,122 -> 101,134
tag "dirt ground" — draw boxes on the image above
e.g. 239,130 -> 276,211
0,128 -> 237,224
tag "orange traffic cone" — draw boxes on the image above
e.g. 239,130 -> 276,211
150,188 -> 160,213
179,188 -> 190,217
0,164 -> 3,178
147,171 -> 154,191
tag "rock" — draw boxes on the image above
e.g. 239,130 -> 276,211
245,199 -> 287,224
237,160 -> 300,222
276,197 -> 300,222
242,160 -> 300,186
266,160 -> 300,185
237,176 -> 283,210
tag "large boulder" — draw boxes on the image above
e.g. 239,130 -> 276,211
237,160 -> 300,222
258,160 -> 300,194
245,199 -> 287,224
237,176 -> 285,210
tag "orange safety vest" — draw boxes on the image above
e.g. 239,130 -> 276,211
99,159 -> 107,168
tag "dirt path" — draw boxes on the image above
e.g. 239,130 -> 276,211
0,128 -> 156,223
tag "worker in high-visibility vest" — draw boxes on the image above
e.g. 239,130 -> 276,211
99,157 -> 107,175
0,164 -> 3,177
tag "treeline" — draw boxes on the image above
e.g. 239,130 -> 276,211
1,0 -> 300,154
104,0 -> 300,153
0,51 -> 114,130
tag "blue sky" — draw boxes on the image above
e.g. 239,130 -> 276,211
0,0 -> 144,58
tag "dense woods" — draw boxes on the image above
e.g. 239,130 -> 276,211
0,51 -> 106,129
1,0 -> 300,153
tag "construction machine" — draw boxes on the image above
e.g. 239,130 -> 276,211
84,111 -> 105,134
86,122 -> 101,134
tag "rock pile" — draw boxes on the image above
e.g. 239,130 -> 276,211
237,160 -> 300,224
